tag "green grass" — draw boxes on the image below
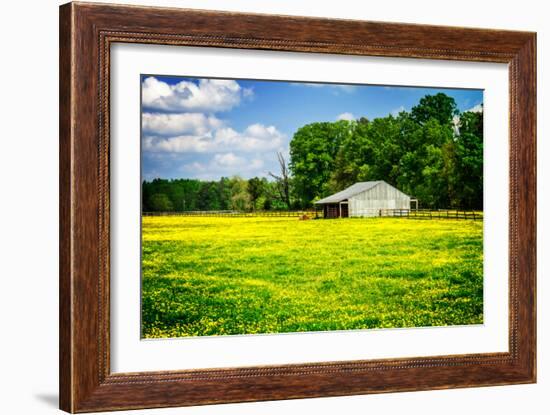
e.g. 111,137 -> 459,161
141,216 -> 483,338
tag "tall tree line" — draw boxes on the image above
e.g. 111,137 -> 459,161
142,176 -> 291,212
290,93 -> 483,209
143,93 -> 483,212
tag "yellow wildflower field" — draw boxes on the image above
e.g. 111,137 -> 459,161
142,216 -> 483,338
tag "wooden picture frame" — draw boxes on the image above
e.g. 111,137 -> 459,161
59,2 -> 536,412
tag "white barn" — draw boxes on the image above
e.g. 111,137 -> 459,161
315,181 -> 414,218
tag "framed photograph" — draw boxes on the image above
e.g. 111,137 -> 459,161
59,2 -> 536,412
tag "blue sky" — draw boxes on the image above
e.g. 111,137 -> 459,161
141,75 -> 483,181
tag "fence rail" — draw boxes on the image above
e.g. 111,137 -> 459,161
143,210 -> 319,218
379,209 -> 483,221
143,209 -> 482,221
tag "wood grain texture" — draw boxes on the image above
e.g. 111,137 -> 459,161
59,3 -> 73,411
59,2 -> 536,412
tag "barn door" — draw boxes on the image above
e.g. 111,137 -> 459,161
341,203 -> 349,218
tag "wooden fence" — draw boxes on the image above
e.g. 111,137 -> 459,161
143,209 -> 482,221
143,210 -> 320,218
379,209 -> 483,221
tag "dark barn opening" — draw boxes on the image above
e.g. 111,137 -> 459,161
323,202 -> 348,218
324,204 -> 340,219
341,203 -> 349,218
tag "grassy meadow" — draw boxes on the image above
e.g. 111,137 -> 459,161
141,216 -> 483,338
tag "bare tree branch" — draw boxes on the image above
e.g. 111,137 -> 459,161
268,152 -> 291,209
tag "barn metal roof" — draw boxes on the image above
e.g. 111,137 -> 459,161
315,181 -> 383,204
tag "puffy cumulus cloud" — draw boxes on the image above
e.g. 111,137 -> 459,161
143,123 -> 285,154
142,112 -> 223,136
142,76 -> 252,112
213,124 -> 285,152
181,153 -> 265,180
211,153 -> 263,170
143,135 -> 210,153
336,112 -> 355,121
212,152 -> 245,167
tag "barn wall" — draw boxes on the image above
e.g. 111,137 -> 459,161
349,182 -> 410,217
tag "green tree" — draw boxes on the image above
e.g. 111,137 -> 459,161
247,177 -> 265,211
411,93 -> 459,126
459,107 -> 483,137
290,120 -> 354,207
148,193 -> 174,212
217,177 -> 232,210
229,176 -> 250,211
455,110 -> 484,209
197,182 -> 221,211
328,117 -> 371,192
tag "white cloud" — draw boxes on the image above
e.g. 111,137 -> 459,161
212,152 -> 245,168
142,76 -> 252,112
292,82 -> 357,93
242,88 -> 254,98
465,103 -> 483,113
142,113 -> 223,136
143,123 -> 285,154
211,153 -> 264,170
181,153 -> 265,179
213,124 -> 286,152
336,112 -> 355,121
143,135 -> 209,153
335,85 -> 357,93
391,106 -> 406,116
452,104 -> 483,135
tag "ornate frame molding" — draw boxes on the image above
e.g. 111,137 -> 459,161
60,2 -> 536,412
